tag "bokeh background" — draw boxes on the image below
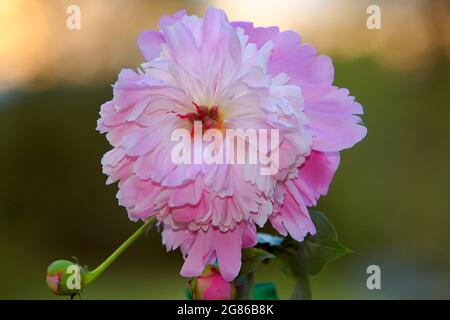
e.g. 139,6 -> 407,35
1,0 -> 449,299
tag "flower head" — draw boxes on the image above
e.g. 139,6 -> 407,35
97,7 -> 366,281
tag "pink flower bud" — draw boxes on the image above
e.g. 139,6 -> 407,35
46,260 -> 85,296
189,265 -> 236,300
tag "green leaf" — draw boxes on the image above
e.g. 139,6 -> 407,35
287,211 -> 351,277
253,283 -> 278,300
185,287 -> 193,300
237,248 -> 275,280
309,210 -> 344,245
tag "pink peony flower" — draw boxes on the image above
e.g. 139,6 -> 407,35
97,7 -> 366,281
189,265 -> 236,300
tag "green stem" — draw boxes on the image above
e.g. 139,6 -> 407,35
237,272 -> 255,300
291,273 -> 312,300
84,217 -> 156,286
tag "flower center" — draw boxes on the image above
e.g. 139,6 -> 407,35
178,102 -> 223,133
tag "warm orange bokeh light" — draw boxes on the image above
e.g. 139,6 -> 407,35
0,0 -> 448,91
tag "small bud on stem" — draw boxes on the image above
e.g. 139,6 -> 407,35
46,217 -> 157,298
189,265 -> 236,300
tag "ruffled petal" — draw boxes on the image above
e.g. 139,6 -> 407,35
305,87 -> 367,152
293,151 -> 340,207
158,10 -> 187,28
270,186 -> 316,242
214,224 -> 243,281
137,30 -> 165,62
163,222 -> 254,281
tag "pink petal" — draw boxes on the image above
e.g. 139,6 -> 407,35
137,30 -> 165,62
270,187 -> 316,242
158,10 -> 187,28
214,224 -> 243,282
242,221 -> 257,248
293,151 -> 340,206
180,232 -> 207,277
231,22 -> 279,49
306,87 -> 367,152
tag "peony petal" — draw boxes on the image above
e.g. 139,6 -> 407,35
180,231 -> 207,277
293,151 -> 340,206
270,186 -> 316,242
158,10 -> 187,28
137,30 -> 165,62
214,224 -> 243,282
306,87 -> 367,152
